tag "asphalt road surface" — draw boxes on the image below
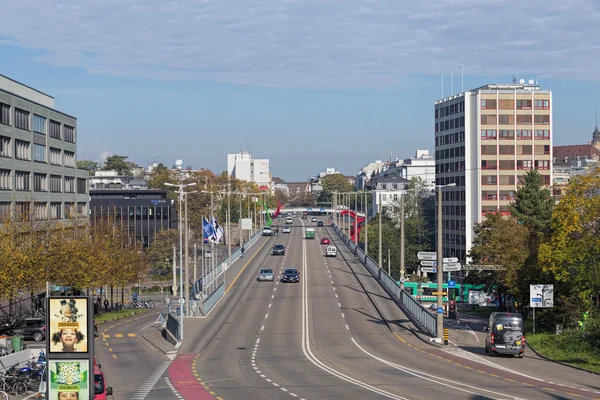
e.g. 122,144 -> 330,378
102,216 -> 600,400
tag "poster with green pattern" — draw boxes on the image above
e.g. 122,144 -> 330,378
48,360 -> 89,400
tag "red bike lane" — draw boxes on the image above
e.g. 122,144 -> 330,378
168,354 -> 216,400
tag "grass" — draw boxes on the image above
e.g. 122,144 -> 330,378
95,308 -> 150,325
457,305 -> 498,319
526,330 -> 600,373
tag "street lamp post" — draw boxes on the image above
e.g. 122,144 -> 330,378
437,182 -> 456,343
164,180 -> 196,341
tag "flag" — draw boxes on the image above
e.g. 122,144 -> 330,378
262,201 -> 273,227
273,200 -> 282,218
211,217 -> 224,243
203,217 -> 215,242
258,185 -> 269,191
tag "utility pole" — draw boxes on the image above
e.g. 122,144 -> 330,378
364,191 -> 368,258
239,193 -> 243,248
387,248 -> 391,276
172,244 -> 177,296
400,193 -> 405,289
378,192 -> 382,269
354,192 -> 358,249
227,184 -> 231,263
194,243 -> 197,291
184,194 -> 189,317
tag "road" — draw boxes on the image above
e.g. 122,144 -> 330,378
105,216 -> 600,400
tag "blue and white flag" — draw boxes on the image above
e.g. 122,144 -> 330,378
211,217 -> 224,243
203,217 -> 215,242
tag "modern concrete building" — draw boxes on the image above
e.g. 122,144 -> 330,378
434,82 -> 552,262
0,74 -> 88,222
227,150 -> 271,189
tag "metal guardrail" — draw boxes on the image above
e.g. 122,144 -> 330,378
166,312 -> 180,340
332,224 -> 437,337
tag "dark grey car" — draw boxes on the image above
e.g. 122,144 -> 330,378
281,268 -> 300,283
272,244 -> 285,255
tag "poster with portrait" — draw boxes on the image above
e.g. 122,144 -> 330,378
49,297 -> 89,353
47,360 -> 90,400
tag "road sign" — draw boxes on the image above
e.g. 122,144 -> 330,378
400,269 -> 405,275
530,284 -> 554,308
462,264 -> 506,271
448,280 -> 456,288
443,262 -> 462,272
432,292 -> 447,295
398,277 -> 407,283
443,257 -> 458,263
417,251 -> 437,261
420,260 -> 437,267
421,267 -> 437,273
437,307 -> 444,314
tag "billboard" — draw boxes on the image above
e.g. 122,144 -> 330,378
47,359 -> 90,400
48,298 -> 89,353
241,218 -> 253,230
530,284 -> 554,308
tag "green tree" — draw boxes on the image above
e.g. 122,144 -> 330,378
318,174 -> 354,203
102,155 -> 133,176
147,229 -> 180,276
77,160 -> 99,176
148,163 -> 177,193
467,213 -> 530,309
508,170 -> 554,237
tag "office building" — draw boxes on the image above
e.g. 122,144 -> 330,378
227,150 -> 271,189
89,189 -> 177,249
0,74 -> 88,222
434,82 -> 552,262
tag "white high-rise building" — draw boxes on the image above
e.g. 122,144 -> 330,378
227,150 -> 271,188
435,82 -> 552,263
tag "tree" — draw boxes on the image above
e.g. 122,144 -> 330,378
508,170 -> 554,237
77,160 -> 99,176
274,188 -> 289,206
318,174 -> 354,203
539,168 -> 600,323
102,155 -> 133,176
147,163 -> 177,192
467,213 -> 530,310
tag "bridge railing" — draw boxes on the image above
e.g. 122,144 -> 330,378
332,223 -> 437,337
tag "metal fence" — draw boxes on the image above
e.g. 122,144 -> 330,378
166,311 -> 180,340
332,224 -> 437,337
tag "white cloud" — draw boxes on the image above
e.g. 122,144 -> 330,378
1,0 -> 599,88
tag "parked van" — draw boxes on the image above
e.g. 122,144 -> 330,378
326,246 -> 337,257
484,312 -> 525,358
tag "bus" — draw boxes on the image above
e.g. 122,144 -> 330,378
403,282 -> 484,303
305,228 -> 315,239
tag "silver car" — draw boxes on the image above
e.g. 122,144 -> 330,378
258,268 -> 274,281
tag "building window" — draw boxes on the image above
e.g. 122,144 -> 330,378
14,108 -> 30,130
382,193 -> 387,202
517,130 -> 532,139
381,184 -> 387,189
535,160 -> 550,170
499,130 -> 514,139
77,178 -> 87,194
0,169 -> 11,190
499,145 -> 514,155
65,177 -> 75,193
534,130 -> 550,139
64,151 -> 75,167
15,171 -> 30,191
534,100 -> 549,110
499,160 -> 514,170
0,136 -> 11,157
482,176 -> 497,185
0,103 -> 10,125
481,145 -> 496,155
517,160 -> 532,170
15,139 -> 31,160
481,130 -> 497,139
64,202 -> 74,218
33,173 -> 47,192
33,114 -> 46,134
534,115 -> 550,125
481,160 -> 497,170
49,147 -> 62,165
50,203 -> 62,220
0,202 -> 10,220
49,120 -> 61,139
481,99 -> 496,110
535,145 -> 550,155
50,175 -> 62,192
63,125 -> 75,143
33,144 -> 46,162
498,99 -> 514,110
76,202 -> 86,217
499,115 -> 513,125
481,114 -> 497,125
499,175 -> 515,185
517,145 -> 532,155
517,115 -> 532,125
34,202 -> 47,220
517,100 -> 532,110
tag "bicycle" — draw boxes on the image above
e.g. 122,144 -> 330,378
0,389 -> 8,400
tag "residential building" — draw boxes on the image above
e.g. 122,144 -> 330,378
552,125 -> 600,196
434,82 -> 552,263
401,150 -> 436,191
272,177 -> 289,196
355,160 -> 386,190
0,74 -> 88,222
371,176 -> 410,215
89,189 -> 177,249
227,150 -> 271,189
89,170 -> 149,190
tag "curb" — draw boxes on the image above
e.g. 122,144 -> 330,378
526,343 -> 600,376
97,309 -> 151,325
139,322 -> 179,355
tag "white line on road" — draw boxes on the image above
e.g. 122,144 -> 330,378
131,360 -> 172,400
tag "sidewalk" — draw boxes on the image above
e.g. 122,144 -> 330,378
140,321 -> 179,354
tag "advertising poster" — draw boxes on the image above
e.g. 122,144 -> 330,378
47,360 -> 89,400
49,298 -> 89,353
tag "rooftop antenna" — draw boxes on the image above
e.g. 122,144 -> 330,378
512,76 -> 517,84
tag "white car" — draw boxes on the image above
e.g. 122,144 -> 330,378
311,217 -> 318,222
263,227 -> 272,236
326,246 -> 337,257
286,218 -> 293,224
282,226 -> 291,233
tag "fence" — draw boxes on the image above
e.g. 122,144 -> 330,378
332,223 -> 437,337
188,229 -> 263,317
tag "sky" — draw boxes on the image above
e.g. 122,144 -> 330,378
1,0 -> 600,181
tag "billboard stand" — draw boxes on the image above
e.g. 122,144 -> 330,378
529,284 -> 554,335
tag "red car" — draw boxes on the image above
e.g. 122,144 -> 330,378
320,238 -> 330,245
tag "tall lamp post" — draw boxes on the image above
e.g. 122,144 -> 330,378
436,182 -> 456,343
164,180 -> 196,341
183,190 -> 198,317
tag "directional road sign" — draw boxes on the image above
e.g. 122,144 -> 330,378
421,267 -> 437,273
437,307 -> 444,314
443,262 -> 462,272
420,260 -> 437,267
462,264 -> 506,271
417,251 -> 437,261
443,257 -> 459,263
448,280 -> 456,288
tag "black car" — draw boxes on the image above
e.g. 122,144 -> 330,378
272,244 -> 286,255
0,317 -> 46,342
317,221 -> 324,227
281,268 -> 300,283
